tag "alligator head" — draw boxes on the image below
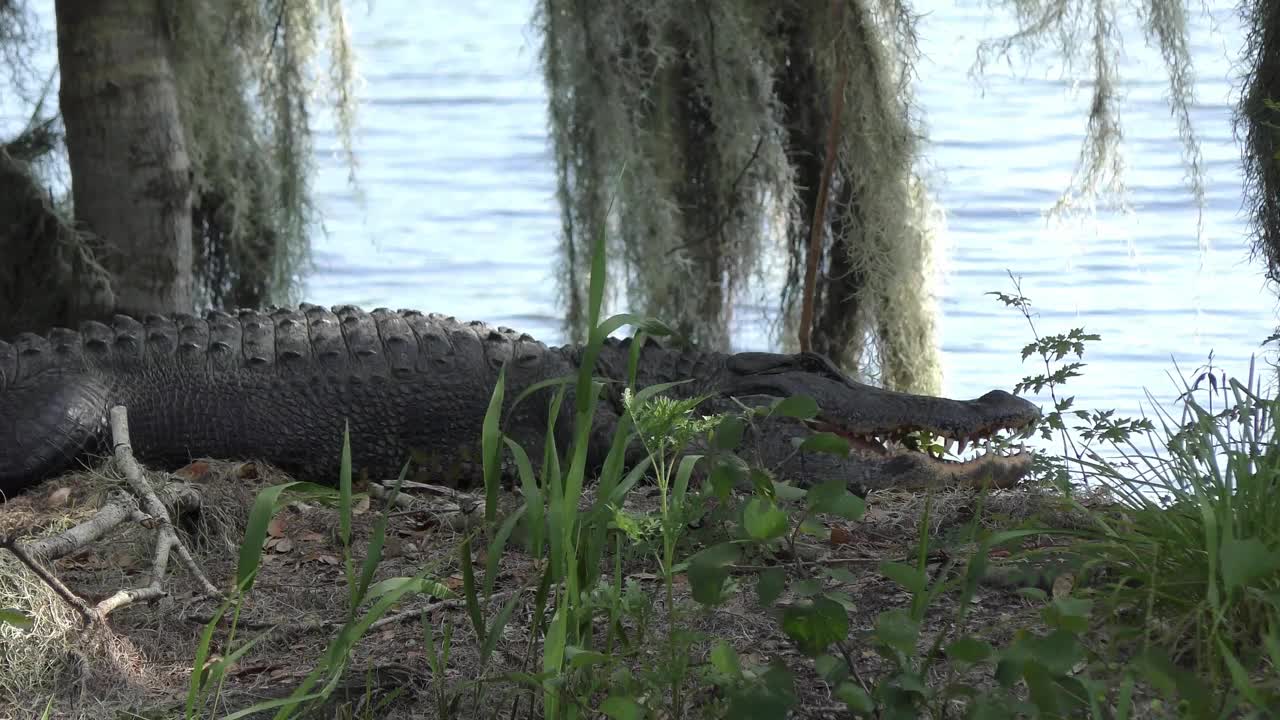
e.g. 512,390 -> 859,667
716,352 -> 1041,492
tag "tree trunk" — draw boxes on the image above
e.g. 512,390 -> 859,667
55,0 -> 194,316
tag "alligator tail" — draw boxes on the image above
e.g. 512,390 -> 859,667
0,331 -> 111,496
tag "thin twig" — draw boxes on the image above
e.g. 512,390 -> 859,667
0,536 -> 96,625
91,406 -> 222,617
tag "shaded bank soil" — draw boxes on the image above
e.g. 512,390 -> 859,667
1,458 -> 1117,719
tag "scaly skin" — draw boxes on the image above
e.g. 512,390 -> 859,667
0,305 -> 1040,497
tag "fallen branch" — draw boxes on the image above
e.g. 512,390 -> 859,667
23,483 -> 202,564
2,406 -> 225,626
93,406 -> 223,616
0,537 -> 97,625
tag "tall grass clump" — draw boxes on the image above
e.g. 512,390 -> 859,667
184,430 -> 451,719
994,275 -> 1280,712
1068,365 -> 1280,687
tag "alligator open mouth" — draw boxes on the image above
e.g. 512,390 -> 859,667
805,413 -> 1039,489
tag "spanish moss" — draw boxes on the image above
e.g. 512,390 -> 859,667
166,0 -> 360,310
1237,0 -> 1280,283
975,0 -> 1205,227
539,0 -> 943,393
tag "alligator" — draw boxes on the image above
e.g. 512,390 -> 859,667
0,304 -> 1040,498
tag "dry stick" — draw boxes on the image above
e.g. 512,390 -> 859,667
23,483 -> 204,564
0,536 -> 97,625
21,495 -> 137,563
798,0 -> 851,353
91,406 -> 223,617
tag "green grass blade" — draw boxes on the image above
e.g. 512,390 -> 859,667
506,437 -> 545,556
486,505 -> 527,600
337,424 -> 358,609
479,588 -> 524,672
185,598 -> 230,718
673,454 -> 702,508
482,365 -> 507,527
461,534 -> 486,645
542,604 -> 569,717
355,462 -> 410,608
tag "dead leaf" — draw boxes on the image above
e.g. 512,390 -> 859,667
1052,573 -> 1075,598
236,462 -> 259,479
267,516 -> 287,538
317,554 -> 340,566
45,487 -> 71,508
174,461 -> 211,480
274,538 -> 294,553
299,530 -> 325,543
351,495 -> 371,514
829,526 -> 854,546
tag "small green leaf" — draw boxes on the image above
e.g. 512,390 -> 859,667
807,478 -> 846,511
814,654 -> 847,683
879,561 -> 927,595
689,542 -> 740,606
793,578 -> 823,597
0,608 -> 33,630
822,567 -> 859,584
798,518 -> 827,537
836,681 -> 874,713
781,596 -> 848,656
798,432 -> 850,457
770,395 -> 819,420
874,608 -> 920,656
710,640 -> 743,679
807,479 -> 865,520
830,493 -> 865,521
743,497 -> 788,540
757,567 -> 786,606
600,695 -> 644,720
1042,596 -> 1091,634
710,456 -> 747,498
566,646 -> 610,668
714,416 -> 746,450
945,636 -> 994,664
1219,536 -> 1280,592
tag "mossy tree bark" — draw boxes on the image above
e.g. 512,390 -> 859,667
54,0 -> 195,317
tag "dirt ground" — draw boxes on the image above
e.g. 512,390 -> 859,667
0,458 -> 1107,719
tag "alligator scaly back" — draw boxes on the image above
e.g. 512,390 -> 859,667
0,305 -> 578,495
2,304 -> 1041,498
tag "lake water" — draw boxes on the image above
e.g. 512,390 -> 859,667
6,1 -> 1278,427
311,1 -> 1280,427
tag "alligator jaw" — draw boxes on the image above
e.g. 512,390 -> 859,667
805,414 -> 1037,490
719,350 -> 1042,489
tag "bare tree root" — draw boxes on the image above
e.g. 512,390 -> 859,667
2,405 -> 224,627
